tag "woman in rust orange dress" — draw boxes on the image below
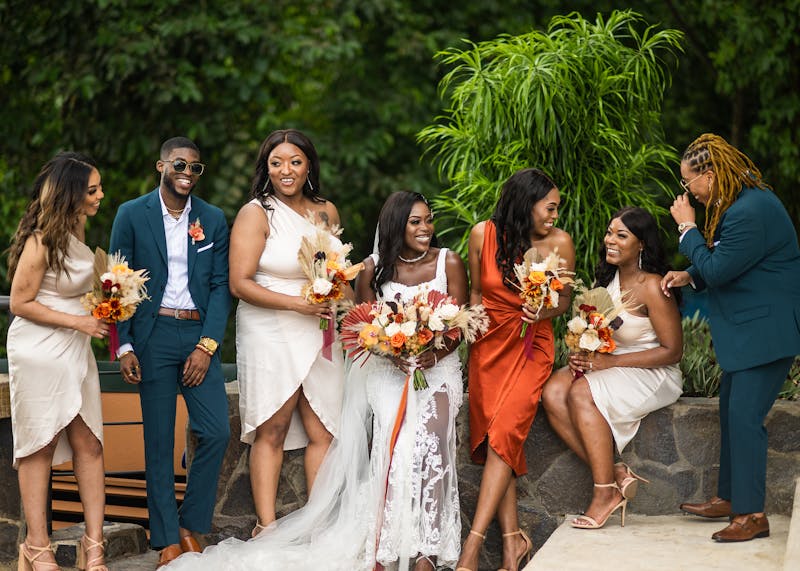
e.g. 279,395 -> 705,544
457,168 -> 575,571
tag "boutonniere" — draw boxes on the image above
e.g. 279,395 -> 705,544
188,217 -> 205,245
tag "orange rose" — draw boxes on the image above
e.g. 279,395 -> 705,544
551,278 -> 564,291
527,271 -> 547,286
390,332 -> 407,349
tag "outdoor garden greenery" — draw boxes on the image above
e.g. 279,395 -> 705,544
418,10 -> 682,280
2,1 -> 799,394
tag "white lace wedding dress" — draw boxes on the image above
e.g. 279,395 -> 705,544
170,248 -> 463,570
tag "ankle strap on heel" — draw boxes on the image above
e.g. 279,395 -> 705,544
468,529 -> 486,540
594,482 -> 621,489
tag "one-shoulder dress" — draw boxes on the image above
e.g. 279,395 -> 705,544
7,235 -> 103,468
583,271 -> 683,452
235,197 -> 345,448
468,221 -> 554,476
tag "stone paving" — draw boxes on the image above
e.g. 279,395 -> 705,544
526,513 -> 791,571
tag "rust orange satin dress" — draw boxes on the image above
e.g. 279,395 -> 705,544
468,221 -> 555,476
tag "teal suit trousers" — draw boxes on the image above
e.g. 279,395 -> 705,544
137,316 -> 230,548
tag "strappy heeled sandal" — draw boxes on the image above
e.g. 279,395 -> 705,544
18,541 -> 60,571
76,535 -> 108,571
497,529 -> 533,571
615,462 -> 650,500
455,529 -> 486,571
251,521 -> 269,538
414,554 -> 436,570
571,482 -> 627,529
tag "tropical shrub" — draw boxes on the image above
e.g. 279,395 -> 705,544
418,10 -> 684,281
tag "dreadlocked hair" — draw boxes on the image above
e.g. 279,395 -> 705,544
7,152 -> 98,282
682,133 -> 770,246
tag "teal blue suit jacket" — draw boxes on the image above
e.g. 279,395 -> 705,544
109,188 -> 231,354
681,187 -> 800,372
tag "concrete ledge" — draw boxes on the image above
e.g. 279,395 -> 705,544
525,513 -> 790,570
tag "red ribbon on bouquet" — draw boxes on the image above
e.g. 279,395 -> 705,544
372,371 -> 411,571
322,320 -> 334,361
523,321 -> 536,361
108,322 -> 120,361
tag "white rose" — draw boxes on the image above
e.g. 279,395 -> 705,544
385,322 -> 401,337
579,329 -> 603,352
312,278 -> 333,296
436,303 -> 460,320
101,272 -> 114,282
376,314 -> 389,328
428,315 -> 445,332
400,321 -> 418,336
567,316 -> 587,334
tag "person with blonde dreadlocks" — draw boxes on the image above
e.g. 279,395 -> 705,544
661,133 -> 800,543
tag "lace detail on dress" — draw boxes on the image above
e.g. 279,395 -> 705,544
367,248 -> 462,568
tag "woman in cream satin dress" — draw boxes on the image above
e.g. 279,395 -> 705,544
7,152 -> 111,570
543,207 -> 683,530
229,129 -> 345,535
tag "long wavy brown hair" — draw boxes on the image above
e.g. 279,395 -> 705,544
682,133 -> 769,246
7,152 -> 98,281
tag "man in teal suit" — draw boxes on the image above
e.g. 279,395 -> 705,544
663,134 -> 800,543
110,137 -> 231,565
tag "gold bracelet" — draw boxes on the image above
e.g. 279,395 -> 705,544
195,343 -> 213,356
118,350 -> 134,359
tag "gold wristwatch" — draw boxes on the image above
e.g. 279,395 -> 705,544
197,337 -> 219,355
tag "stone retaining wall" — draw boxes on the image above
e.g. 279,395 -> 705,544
200,384 -> 799,569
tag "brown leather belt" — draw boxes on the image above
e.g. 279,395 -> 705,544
158,307 -> 201,321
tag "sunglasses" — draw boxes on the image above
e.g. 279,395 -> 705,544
679,172 -> 704,191
165,159 -> 205,176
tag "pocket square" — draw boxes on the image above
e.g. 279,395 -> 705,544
197,242 -> 214,253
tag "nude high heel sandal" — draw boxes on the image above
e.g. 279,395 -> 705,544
497,529 -> 533,571
571,482 -> 627,529
76,535 -> 108,571
18,542 -> 60,571
456,529 -> 486,571
615,462 -> 650,500
251,521 -> 268,538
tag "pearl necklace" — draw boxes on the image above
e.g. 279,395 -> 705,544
398,250 -> 429,263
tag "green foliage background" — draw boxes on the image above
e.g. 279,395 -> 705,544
2,0 -> 799,365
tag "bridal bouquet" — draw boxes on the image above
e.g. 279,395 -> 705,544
565,285 -> 628,362
339,288 -> 489,389
511,247 -> 574,338
297,215 -> 365,331
81,248 -> 150,360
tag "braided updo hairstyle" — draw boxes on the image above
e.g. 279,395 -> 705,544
682,133 -> 770,246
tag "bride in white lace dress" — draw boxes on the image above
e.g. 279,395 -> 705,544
170,191 -> 468,571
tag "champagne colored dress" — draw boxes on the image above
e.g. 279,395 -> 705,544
235,197 -> 344,448
584,271 -> 683,452
7,235 -> 103,468
468,221 -> 554,476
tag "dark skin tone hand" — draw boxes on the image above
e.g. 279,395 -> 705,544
120,349 -> 211,387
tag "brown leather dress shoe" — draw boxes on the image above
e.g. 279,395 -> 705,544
156,544 -> 183,568
179,535 -> 202,553
680,496 -> 732,518
712,513 -> 769,542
